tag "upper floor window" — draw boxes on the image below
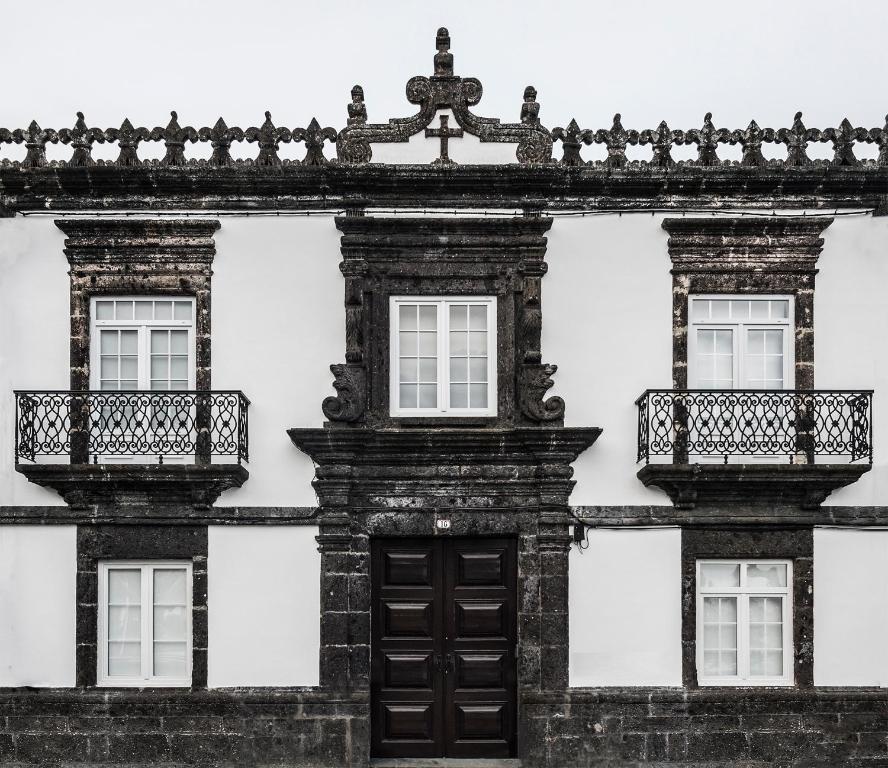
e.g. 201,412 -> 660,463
689,296 -> 793,389
97,561 -> 193,687
696,559 -> 793,686
390,297 -> 496,416
91,298 -> 195,391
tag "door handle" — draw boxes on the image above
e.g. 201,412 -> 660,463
445,653 -> 456,675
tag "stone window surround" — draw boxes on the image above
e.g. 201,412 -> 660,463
663,216 -> 834,391
681,527 -> 813,689
76,525 -> 208,689
54,218 -> 219,392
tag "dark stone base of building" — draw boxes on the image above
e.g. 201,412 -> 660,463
2,688 -> 888,766
524,689 -> 888,767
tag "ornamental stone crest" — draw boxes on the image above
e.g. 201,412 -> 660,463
335,27 -> 553,165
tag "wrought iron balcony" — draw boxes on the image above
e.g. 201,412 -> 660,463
14,390 -> 249,465
636,389 -> 873,465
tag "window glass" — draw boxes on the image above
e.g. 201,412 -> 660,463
393,298 -> 495,415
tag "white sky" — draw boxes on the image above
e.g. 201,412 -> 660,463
2,0 -> 886,136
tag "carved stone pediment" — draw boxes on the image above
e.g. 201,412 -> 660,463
321,215 -> 566,428
336,27 -> 552,165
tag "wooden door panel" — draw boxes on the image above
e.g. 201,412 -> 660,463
372,537 -> 516,759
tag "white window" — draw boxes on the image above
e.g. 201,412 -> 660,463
97,561 -> 193,687
90,297 -> 195,391
689,297 -> 793,389
390,297 -> 496,416
696,560 -> 793,686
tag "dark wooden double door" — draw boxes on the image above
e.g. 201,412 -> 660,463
371,537 -> 518,759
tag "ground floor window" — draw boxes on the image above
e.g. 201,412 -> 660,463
97,561 -> 192,687
696,559 -> 793,686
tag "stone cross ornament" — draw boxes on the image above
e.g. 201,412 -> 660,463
425,114 -> 463,165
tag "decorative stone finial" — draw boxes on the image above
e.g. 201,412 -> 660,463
60,111 -> 104,167
348,85 -> 367,126
521,86 -> 540,125
245,111 -> 292,167
434,27 -> 453,76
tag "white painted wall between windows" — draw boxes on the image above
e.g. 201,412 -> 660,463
207,525 -> 320,687
0,218 -> 69,506
568,528 -> 682,686
0,525 -> 76,686
814,528 -> 888,686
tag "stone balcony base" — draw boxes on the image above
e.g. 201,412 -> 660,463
637,462 -> 871,510
16,462 -> 249,510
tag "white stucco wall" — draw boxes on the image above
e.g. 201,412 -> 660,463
568,527 -> 682,686
816,215 -> 888,506
0,525 -> 76,686
814,527 -> 888,686
209,217 -> 343,507
544,214 -> 673,506
0,217 -> 69,506
207,525 -> 320,687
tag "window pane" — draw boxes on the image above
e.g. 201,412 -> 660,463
399,304 -> 417,331
96,301 -> 114,320
715,331 -> 732,355
399,384 -> 417,408
116,302 -> 134,320
469,331 -> 487,355
765,355 -> 783,380
469,383 -> 488,408
134,301 -> 153,320
730,300 -> 749,320
697,330 -> 713,354
151,357 -> 168,380
399,332 -> 417,356
469,305 -> 487,330
418,384 -> 437,409
749,300 -> 769,320
700,563 -> 740,588
772,300 -> 789,319
120,330 -> 138,354
747,330 -> 764,354
100,331 -> 118,354
101,356 -> 118,379
691,299 -> 709,320
154,642 -> 187,677
469,357 -> 487,382
450,357 -> 467,382
153,606 -> 187,641
418,358 -> 437,383
400,358 -> 418,383
449,331 -> 467,356
151,332 -> 168,354
154,569 -> 187,604
155,301 -> 173,320
108,569 -> 141,604
170,356 -> 188,380
108,642 -> 141,677
170,331 -> 188,354
418,332 -> 437,356
701,596 -> 737,676
108,606 -> 141,641
418,305 -> 436,331
449,304 -> 467,331
174,301 -> 192,321
747,563 -> 787,587
119,356 -> 137,380
710,300 -> 730,320
765,330 -> 783,354
450,383 -> 468,408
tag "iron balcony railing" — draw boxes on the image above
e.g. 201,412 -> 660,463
636,389 -> 873,465
14,390 -> 250,464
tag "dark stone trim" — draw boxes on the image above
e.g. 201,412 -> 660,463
636,462 -> 871,510
325,216 -> 563,428
0,504 -> 317,524
663,216 -> 833,390
16,463 -> 249,510
573,504 -> 888,527
681,527 -> 814,689
3,166 -> 888,213
0,687 -> 367,767
76,525 -> 209,689
55,218 -> 219,393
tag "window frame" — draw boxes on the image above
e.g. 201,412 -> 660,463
89,296 -> 197,391
695,558 -> 794,687
688,294 -> 795,390
389,296 -> 497,417
97,560 -> 193,688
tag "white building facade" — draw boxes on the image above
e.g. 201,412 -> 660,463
1,28 -> 886,767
